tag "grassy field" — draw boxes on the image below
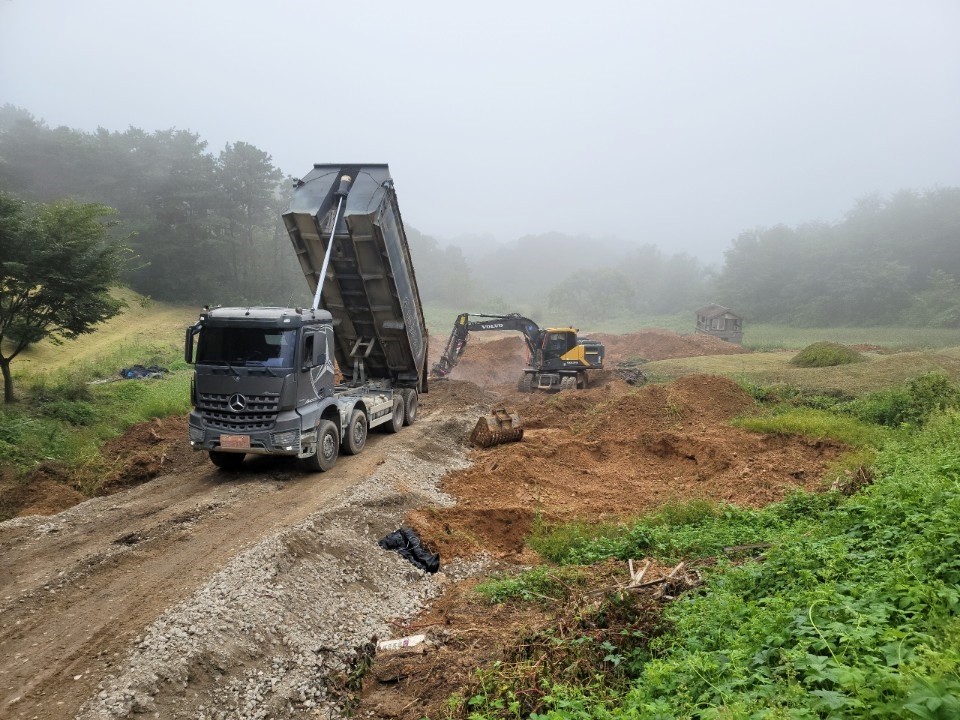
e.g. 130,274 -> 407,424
744,324 -> 960,351
14,287 -> 197,378
645,347 -> 960,396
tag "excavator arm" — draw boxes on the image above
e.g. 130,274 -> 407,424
431,313 -> 543,377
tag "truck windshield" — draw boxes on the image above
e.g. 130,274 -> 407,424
196,327 -> 297,368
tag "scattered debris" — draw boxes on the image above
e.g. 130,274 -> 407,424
377,634 -> 427,651
378,527 -> 440,573
623,559 -> 702,599
119,364 -> 168,380
831,465 -> 874,495
469,407 -> 524,448
614,357 -> 649,385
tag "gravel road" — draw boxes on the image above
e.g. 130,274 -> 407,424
0,383 -> 490,720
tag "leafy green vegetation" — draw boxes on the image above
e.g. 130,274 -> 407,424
0,292 -> 195,518
790,341 -> 865,368
463,378 -> 960,719
843,372 -> 960,428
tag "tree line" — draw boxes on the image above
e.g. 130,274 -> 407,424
2,104 -> 958,328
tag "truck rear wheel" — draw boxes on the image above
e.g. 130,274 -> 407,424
343,409 -> 368,455
209,451 -> 245,470
401,389 -> 418,426
304,419 -> 338,472
383,395 -> 405,433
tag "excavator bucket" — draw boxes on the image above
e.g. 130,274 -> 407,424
469,407 -> 524,448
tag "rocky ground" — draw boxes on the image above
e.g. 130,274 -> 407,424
0,330 -> 843,719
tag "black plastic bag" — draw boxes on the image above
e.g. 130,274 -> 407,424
119,364 -> 169,380
378,527 -> 440,574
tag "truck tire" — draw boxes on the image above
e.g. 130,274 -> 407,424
382,395 -> 405,433
518,372 -> 534,393
343,409 -> 368,455
209,451 -> 245,470
559,376 -> 576,391
401,389 -> 418,426
303,419 -> 338,472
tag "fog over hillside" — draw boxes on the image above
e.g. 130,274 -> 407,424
2,0 -> 958,264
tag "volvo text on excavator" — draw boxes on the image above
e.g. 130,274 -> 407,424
431,313 -> 604,391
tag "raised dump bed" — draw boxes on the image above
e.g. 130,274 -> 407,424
283,164 -> 428,390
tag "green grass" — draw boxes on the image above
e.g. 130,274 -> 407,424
644,348 -> 960,396
0,289 -> 196,511
744,324 -> 960,351
421,302 -> 689,339
732,407 -> 888,448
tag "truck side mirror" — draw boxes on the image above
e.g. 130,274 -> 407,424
184,326 -> 197,364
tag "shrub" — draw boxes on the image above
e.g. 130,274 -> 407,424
844,372 -> 960,427
790,341 -> 865,368
38,399 -> 97,426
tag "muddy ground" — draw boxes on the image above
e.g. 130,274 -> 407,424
0,330 -> 843,719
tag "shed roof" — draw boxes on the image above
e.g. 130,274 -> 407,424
696,304 -> 742,319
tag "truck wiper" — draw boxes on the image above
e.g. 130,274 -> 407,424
206,360 -> 242,376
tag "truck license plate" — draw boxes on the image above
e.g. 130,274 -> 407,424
220,434 -> 250,449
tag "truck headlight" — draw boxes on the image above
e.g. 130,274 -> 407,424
271,430 -> 298,448
189,425 -> 204,442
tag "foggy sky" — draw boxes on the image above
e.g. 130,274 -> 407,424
1,0 -> 958,262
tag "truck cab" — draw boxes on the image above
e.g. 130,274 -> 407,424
185,307 -> 345,468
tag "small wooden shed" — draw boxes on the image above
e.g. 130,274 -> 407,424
695,304 -> 743,344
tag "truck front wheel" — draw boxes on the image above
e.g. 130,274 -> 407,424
343,409 -> 368,455
304,419 -> 339,472
209,451 -> 245,470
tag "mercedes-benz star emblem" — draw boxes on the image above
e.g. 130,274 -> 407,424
228,394 -> 247,412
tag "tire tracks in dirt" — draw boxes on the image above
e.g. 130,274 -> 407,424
0,424 -> 431,719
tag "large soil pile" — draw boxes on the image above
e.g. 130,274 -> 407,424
591,329 -> 750,362
408,374 -> 840,560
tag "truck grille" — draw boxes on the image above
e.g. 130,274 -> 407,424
197,392 -> 280,432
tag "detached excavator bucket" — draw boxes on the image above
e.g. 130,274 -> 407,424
469,407 -> 524,448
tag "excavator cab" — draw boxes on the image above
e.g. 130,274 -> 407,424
542,330 -> 578,361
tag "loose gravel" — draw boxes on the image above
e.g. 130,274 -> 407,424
77,410 -> 487,720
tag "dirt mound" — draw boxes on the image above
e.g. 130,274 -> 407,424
0,463 -> 86,519
411,374 -> 840,559
592,329 -> 750,362
440,336 -> 528,387
98,416 -> 194,494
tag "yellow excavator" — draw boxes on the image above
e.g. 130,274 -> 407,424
431,312 -> 605,391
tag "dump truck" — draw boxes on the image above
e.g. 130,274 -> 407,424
184,164 -> 428,471
432,312 -> 604,391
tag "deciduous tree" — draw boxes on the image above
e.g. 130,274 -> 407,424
0,194 -> 127,402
